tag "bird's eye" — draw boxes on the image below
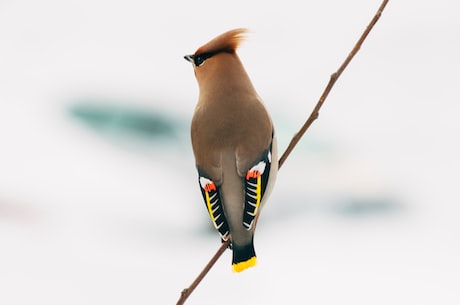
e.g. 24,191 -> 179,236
193,52 -> 214,67
194,56 -> 206,67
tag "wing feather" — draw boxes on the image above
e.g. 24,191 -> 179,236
243,140 -> 274,230
198,175 -> 230,240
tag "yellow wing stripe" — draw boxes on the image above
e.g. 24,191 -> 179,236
205,190 -> 218,227
255,175 -> 261,210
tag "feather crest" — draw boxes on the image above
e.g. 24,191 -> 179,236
195,28 -> 247,55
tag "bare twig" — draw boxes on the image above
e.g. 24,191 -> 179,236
177,1 -> 389,304
176,239 -> 230,305
279,0 -> 389,167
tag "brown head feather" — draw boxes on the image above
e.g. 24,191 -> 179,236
194,28 -> 248,55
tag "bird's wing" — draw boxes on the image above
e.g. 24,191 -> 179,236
242,140 -> 274,230
197,174 -> 230,240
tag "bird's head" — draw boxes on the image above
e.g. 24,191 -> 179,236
184,28 -> 247,72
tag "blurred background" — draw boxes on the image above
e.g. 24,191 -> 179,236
1,0 -> 459,304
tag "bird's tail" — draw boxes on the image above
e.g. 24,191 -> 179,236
232,242 -> 257,272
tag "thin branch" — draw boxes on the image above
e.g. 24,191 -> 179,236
176,239 -> 230,305
176,0 -> 389,304
279,0 -> 389,167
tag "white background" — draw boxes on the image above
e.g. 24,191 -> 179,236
1,0 -> 459,304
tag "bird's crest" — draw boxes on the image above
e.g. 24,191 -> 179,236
194,28 -> 247,56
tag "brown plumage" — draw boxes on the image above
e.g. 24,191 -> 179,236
185,28 -> 278,272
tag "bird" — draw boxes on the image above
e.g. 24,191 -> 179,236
184,28 -> 278,272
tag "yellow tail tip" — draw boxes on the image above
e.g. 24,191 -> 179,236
232,256 -> 257,272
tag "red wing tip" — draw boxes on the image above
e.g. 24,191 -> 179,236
246,170 -> 261,180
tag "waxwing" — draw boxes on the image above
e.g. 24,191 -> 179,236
184,28 -> 278,272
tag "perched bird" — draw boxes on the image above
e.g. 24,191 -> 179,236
184,28 -> 278,272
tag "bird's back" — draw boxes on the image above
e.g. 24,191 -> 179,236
190,52 -> 273,178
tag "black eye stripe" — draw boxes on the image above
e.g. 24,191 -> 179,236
194,52 -> 215,66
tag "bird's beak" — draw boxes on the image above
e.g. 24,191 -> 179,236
184,54 -> 194,63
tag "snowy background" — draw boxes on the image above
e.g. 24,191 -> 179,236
1,0 -> 459,304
